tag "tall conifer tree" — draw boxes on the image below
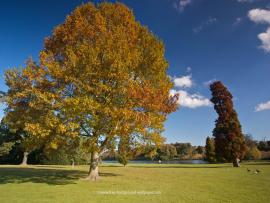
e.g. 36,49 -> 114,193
210,81 -> 246,167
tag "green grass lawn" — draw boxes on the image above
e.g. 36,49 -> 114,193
0,162 -> 269,203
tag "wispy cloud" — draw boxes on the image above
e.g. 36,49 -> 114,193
233,17 -> 243,26
186,67 -> 192,73
173,0 -> 192,12
248,8 -> 270,52
203,79 -> 217,87
193,17 -> 218,33
237,0 -> 257,2
255,100 -> 270,112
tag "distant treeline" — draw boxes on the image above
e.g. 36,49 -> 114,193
103,142 -> 205,162
205,134 -> 270,163
244,135 -> 270,160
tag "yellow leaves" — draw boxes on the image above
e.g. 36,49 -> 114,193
24,123 -> 50,138
62,96 -> 99,117
50,142 -> 58,150
57,124 -> 67,134
4,2 -> 178,155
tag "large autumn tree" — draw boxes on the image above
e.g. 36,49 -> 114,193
4,2 -> 178,180
210,81 -> 246,167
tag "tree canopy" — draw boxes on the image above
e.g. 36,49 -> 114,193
4,2 -> 178,180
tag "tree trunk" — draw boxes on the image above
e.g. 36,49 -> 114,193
233,157 -> 240,167
71,160 -> 75,169
85,151 -> 99,181
20,151 -> 29,166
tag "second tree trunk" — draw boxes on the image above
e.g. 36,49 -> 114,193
20,152 -> 29,166
233,157 -> 240,167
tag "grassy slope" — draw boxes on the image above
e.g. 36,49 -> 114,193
0,162 -> 269,203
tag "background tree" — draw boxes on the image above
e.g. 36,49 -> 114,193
4,61 -> 55,165
0,120 -> 43,164
205,136 -> 216,163
195,146 -> 204,155
0,142 -> 14,157
173,143 -> 193,159
244,134 -> 261,160
156,144 -> 177,161
117,136 -> 132,166
136,144 -> 158,160
4,2 -> 178,180
210,81 -> 246,167
0,122 -> 16,157
245,146 -> 261,160
257,139 -> 270,151
0,91 -> 15,158
43,137 -> 91,166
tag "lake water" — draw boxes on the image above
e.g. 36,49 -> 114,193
103,160 -> 208,164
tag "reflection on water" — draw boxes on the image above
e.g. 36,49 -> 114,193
103,160 -> 208,164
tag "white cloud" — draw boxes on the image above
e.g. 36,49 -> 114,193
193,17 -> 218,33
258,27 -> 270,52
171,90 -> 211,109
171,70 -> 211,109
248,9 -> 270,24
186,67 -> 192,72
173,0 -> 192,12
174,75 -> 193,88
255,100 -> 270,112
248,9 -> 270,52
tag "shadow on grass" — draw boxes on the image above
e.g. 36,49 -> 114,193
0,167 -> 120,185
34,165 -> 68,169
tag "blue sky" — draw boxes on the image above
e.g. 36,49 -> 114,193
0,0 -> 270,145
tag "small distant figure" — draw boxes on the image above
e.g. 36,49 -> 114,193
158,160 -> 162,164
255,169 -> 261,173
247,168 -> 251,172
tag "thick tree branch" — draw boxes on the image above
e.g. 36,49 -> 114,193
80,123 -> 92,137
